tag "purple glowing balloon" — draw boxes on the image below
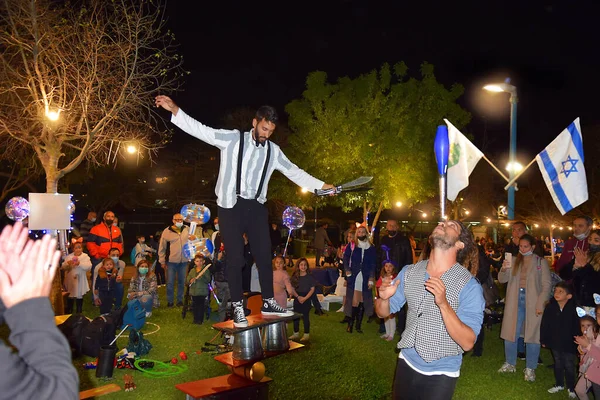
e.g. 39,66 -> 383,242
282,206 -> 305,230
434,125 -> 449,176
5,196 -> 30,221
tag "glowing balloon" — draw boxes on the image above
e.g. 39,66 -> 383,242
282,206 -> 305,230
180,203 -> 211,224
183,238 -> 214,260
5,196 -> 30,221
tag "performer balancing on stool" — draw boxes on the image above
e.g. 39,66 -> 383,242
375,220 -> 484,400
155,95 -> 333,327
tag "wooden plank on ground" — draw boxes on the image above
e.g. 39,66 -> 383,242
79,384 -> 121,399
175,374 -> 272,398
213,341 -> 304,367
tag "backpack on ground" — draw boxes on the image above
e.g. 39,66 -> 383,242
80,314 -> 117,358
57,313 -> 90,357
122,299 -> 146,331
127,329 -> 152,356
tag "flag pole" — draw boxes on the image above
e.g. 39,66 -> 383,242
481,155 -> 510,182
503,157 -> 537,190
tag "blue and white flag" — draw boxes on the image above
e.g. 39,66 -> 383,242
535,118 -> 588,215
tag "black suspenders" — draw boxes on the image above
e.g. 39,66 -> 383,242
235,130 -> 271,200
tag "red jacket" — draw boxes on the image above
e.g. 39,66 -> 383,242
86,223 -> 123,259
556,237 -> 589,273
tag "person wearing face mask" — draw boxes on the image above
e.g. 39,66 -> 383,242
87,211 -> 124,287
91,247 -> 126,309
158,213 -> 196,308
556,216 -> 593,273
61,242 -> 92,314
127,259 -> 158,317
559,229 -> 600,308
79,211 -> 97,246
498,234 -> 552,382
343,225 -> 376,333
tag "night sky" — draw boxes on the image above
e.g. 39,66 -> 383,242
164,0 -> 600,164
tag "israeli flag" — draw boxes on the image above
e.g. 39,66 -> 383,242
535,118 -> 588,215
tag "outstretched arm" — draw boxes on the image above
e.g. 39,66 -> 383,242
274,150 -> 333,192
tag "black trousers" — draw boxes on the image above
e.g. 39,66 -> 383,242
393,358 -> 457,400
219,198 -> 273,302
192,295 -> 206,324
551,349 -> 577,390
155,263 -> 166,285
293,292 -> 311,333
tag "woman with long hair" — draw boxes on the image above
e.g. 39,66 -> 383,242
127,259 -> 158,317
498,234 -> 552,382
559,229 -> 600,308
343,225 -> 376,333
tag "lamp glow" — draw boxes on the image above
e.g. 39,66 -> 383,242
506,161 -> 523,173
126,145 -> 137,154
46,110 -> 60,121
395,201 -> 402,208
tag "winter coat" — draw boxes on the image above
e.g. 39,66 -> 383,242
128,274 -> 159,308
87,222 -> 123,259
499,254 -> 552,344
95,267 -> 118,293
559,260 -> 600,307
582,335 -> 600,385
158,225 -> 190,264
540,297 -> 579,353
61,252 -> 92,298
186,267 -> 212,297
343,241 -> 376,317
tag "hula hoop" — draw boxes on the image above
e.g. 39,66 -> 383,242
133,359 -> 188,378
142,322 -> 160,336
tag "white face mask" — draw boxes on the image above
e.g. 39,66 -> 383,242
175,222 -> 183,228
575,232 -> 589,241
214,224 -> 219,231
519,250 -> 533,256
90,218 -> 96,222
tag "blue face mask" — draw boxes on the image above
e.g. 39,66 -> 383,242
519,250 -> 533,256
111,256 -> 119,265
139,267 -> 148,275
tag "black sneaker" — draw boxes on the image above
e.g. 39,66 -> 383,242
517,352 -> 526,360
167,302 -> 174,308
261,297 -> 293,317
177,301 -> 183,307
232,301 -> 248,328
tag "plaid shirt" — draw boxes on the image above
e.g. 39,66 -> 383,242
128,275 -> 159,308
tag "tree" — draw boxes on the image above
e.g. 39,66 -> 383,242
0,0 -> 185,313
270,62 -> 470,231
0,0 -> 186,193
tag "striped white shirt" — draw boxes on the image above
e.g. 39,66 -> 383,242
172,109 -> 324,209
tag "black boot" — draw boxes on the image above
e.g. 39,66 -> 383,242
356,303 -> 364,333
65,298 -> 74,314
347,307 -> 358,333
75,298 -> 83,314
340,316 -> 350,323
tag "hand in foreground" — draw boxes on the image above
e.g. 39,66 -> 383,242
501,259 -> 511,271
424,277 -> 448,307
574,247 -> 588,268
155,95 -> 179,115
0,234 -> 61,309
0,221 -> 32,283
377,279 -> 400,300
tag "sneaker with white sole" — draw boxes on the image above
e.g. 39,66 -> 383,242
568,390 -> 576,398
523,368 -> 536,382
497,362 -> 516,373
300,333 -> 310,342
289,332 -> 300,340
547,386 -> 564,393
232,301 -> 248,328
261,297 -> 293,317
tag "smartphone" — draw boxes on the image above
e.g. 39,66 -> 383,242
504,252 -> 512,265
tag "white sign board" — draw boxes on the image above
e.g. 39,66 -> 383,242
28,193 -> 71,230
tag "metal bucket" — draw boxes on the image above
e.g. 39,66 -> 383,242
232,328 -> 264,361
262,321 -> 290,352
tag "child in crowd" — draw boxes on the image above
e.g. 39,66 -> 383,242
575,314 -> 600,400
376,260 -> 398,341
94,258 -> 118,314
540,282 -> 580,397
127,259 -> 158,317
186,255 -> 212,325
289,258 -> 316,342
61,242 -> 92,314
133,235 -> 157,265
273,255 -> 298,308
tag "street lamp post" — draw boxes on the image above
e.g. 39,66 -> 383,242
483,80 -> 518,220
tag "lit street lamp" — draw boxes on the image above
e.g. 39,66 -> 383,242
483,79 -> 518,220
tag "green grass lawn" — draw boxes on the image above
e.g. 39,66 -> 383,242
2,286 -> 579,399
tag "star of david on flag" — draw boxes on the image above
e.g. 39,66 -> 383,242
535,118 -> 588,215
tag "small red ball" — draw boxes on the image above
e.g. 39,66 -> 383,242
171,357 -> 178,364
179,351 -> 188,361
